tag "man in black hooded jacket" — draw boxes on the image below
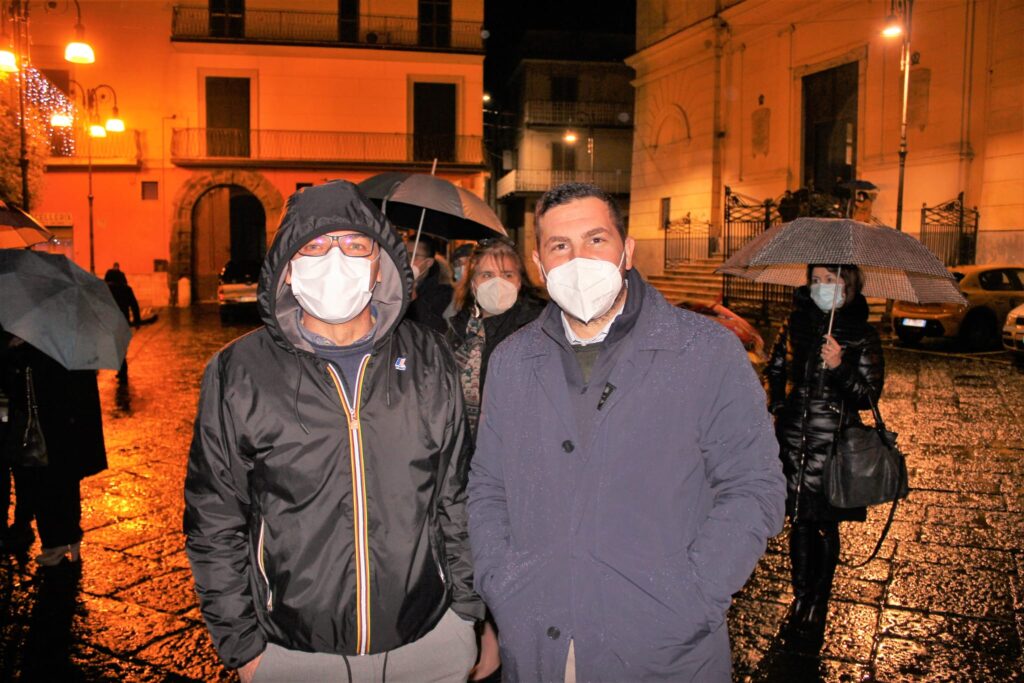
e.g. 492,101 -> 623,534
184,180 -> 483,682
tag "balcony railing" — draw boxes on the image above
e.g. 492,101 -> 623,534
523,100 -> 634,127
497,169 -> 630,198
47,130 -> 142,165
170,128 -> 484,166
171,5 -> 483,51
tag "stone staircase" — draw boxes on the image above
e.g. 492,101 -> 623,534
646,260 -> 886,326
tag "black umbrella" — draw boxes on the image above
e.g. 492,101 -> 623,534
359,172 -> 506,241
0,250 -> 131,370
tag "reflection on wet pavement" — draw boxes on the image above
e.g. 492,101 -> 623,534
1,305 -> 1022,681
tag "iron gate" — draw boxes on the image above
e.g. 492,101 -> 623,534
920,192 -> 979,266
721,188 -> 791,320
664,213 -> 713,269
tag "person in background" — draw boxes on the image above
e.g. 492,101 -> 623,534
764,264 -> 884,643
446,237 -> 542,437
0,331 -> 107,566
407,234 -> 453,334
104,269 -> 141,384
451,243 -> 475,285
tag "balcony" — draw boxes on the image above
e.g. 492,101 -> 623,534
170,128 -> 485,168
46,130 -> 142,168
497,169 -> 631,198
171,5 -> 483,52
522,100 -> 634,127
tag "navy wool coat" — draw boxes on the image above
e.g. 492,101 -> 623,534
467,278 -> 786,682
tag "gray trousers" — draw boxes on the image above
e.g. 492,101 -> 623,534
252,609 -> 477,683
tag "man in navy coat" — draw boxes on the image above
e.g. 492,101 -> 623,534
467,183 -> 786,682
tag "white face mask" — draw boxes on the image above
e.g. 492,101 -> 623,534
290,248 -> 376,324
810,283 -> 845,312
543,252 -> 625,323
474,277 -> 519,316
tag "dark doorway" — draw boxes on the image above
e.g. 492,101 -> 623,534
802,62 -> 858,195
338,0 -> 359,43
209,0 -> 244,38
192,185 -> 266,302
206,76 -> 251,157
418,0 -> 451,48
551,141 -> 575,172
413,82 -> 456,162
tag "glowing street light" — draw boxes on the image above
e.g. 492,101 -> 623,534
63,1 -> 95,64
0,48 -> 16,73
563,130 -> 578,144
883,0 -> 914,232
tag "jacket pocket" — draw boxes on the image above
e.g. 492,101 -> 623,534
256,517 -> 273,612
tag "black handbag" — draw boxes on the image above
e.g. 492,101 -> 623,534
10,367 -> 49,468
825,395 -> 908,509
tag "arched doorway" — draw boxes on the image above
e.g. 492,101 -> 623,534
169,170 -> 284,305
191,185 -> 266,302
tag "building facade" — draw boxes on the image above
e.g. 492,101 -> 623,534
628,0 -> 1022,275
23,0 -> 486,305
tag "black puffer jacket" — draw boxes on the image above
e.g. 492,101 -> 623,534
184,181 -> 483,669
764,287 -> 884,522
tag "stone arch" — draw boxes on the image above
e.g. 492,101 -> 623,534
652,104 -> 692,152
168,169 -> 284,303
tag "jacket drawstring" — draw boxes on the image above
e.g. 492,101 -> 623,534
342,654 -> 352,682
294,355 -> 310,434
382,650 -> 390,682
385,335 -> 395,407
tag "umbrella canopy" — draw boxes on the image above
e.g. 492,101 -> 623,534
356,172 -> 410,203
0,250 -> 131,370
716,217 -> 966,305
363,173 -> 506,241
0,200 -> 53,249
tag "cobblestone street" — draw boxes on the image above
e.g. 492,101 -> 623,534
2,305 -> 1023,681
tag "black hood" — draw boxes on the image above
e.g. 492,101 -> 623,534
257,180 -> 412,354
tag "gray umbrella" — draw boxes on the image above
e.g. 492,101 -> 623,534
0,200 -> 52,249
376,173 -> 507,241
716,217 -> 966,305
0,250 -> 131,370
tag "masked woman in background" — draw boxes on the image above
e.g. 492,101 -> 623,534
764,264 -> 884,642
444,237 -> 541,682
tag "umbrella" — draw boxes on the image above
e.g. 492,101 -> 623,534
0,199 -> 53,249
0,250 -> 131,370
362,172 -> 507,241
357,172 -> 410,203
715,217 -> 966,306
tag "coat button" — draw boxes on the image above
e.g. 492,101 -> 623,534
562,440 -> 574,453
547,626 -> 561,640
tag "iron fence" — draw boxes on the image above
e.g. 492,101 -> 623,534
170,128 -> 484,165
171,5 -> 483,50
522,100 -> 634,127
495,169 -> 630,197
664,214 -> 713,269
722,187 -> 791,320
920,192 -> 979,266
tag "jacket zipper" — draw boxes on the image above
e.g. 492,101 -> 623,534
326,357 -> 373,656
257,517 -> 273,611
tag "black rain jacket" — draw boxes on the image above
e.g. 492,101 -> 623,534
183,181 -> 483,669
764,286 -> 884,522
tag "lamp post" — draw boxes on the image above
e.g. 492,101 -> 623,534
52,82 -> 124,273
1,0 -> 95,211
883,0 -> 914,232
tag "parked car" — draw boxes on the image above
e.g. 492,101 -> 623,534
217,259 -> 261,323
892,265 -> 1024,351
1003,302 -> 1024,357
676,299 -> 766,364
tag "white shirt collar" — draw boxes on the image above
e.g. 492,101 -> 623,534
561,306 -> 624,346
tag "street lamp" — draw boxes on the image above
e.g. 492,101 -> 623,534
563,115 -> 595,179
883,0 -> 914,232
2,0 -> 96,211
51,82 -> 125,274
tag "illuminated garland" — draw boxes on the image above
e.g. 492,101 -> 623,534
22,66 -> 75,156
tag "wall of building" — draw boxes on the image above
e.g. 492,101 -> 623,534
22,1 -> 486,305
629,0 -> 1023,273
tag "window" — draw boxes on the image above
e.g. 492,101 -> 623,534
205,76 -> 251,157
659,197 -> 671,230
338,0 -> 358,43
209,0 -> 244,38
550,76 -> 578,102
141,181 -> 159,200
978,269 -> 1023,292
551,141 -> 575,172
413,82 -> 456,162
802,62 -> 858,194
418,0 -> 451,48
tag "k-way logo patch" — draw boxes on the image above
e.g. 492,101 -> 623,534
394,357 -> 407,371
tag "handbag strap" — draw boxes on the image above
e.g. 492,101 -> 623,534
842,497 -> 899,568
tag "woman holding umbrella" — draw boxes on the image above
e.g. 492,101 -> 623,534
764,264 -> 884,640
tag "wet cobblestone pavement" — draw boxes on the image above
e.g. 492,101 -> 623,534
1,305 -> 1023,682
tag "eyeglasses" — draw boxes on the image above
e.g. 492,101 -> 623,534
297,233 -> 378,258
477,236 -> 515,248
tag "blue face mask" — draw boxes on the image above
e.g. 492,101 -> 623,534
810,283 -> 845,312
